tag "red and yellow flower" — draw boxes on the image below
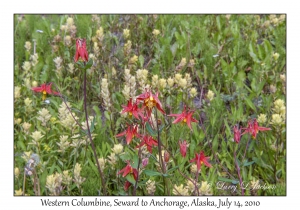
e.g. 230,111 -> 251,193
31,83 -> 60,100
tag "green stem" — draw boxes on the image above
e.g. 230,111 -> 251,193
83,70 -> 107,195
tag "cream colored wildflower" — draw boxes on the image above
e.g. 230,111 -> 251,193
280,74 -> 286,82
184,73 -> 192,88
24,78 -> 31,89
22,61 -> 31,72
30,131 -> 44,142
96,158 -> 106,170
129,55 -> 138,65
15,118 -> 22,124
271,18 -> 279,26
225,14 -> 231,20
188,59 -> 195,68
273,99 -> 286,116
96,27 -> 104,41
152,29 -> 160,36
24,98 -> 32,107
257,114 -> 267,124
64,35 -> 72,46
53,57 -> 63,70
107,153 -> 118,167
15,167 -> 20,178
66,17 -> 74,27
270,114 -> 283,125
81,116 -> 96,131
151,75 -> 159,88
22,122 -> 31,134
178,78 -> 187,89
74,163 -> 82,178
206,90 -> 214,101
190,87 -> 197,98
62,170 -> 72,185
199,181 -> 212,195
273,52 -> 280,61
173,184 -> 189,196
124,40 -> 132,56
122,85 -> 130,101
15,188 -> 23,196
146,180 -> 156,195
70,134 -> 84,148
190,164 -> 198,174
123,29 -> 130,39
158,78 -> 167,90
167,77 -> 175,87
186,180 -> 198,192
31,81 -> 38,87
46,172 -> 63,195
67,63 -> 75,74
136,69 -> 148,90
37,108 -> 51,126
112,144 -> 123,155
22,151 -> 32,162
30,53 -> 39,66
101,78 -> 112,110
57,135 -> 70,153
24,41 -> 32,52
279,14 -> 286,22
263,20 -> 270,28
174,73 -> 182,84
73,164 -> 86,189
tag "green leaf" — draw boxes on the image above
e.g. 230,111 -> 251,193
84,59 -> 93,70
139,55 -> 144,67
243,161 -> 255,167
143,169 -> 162,177
131,154 -> 139,169
126,174 -> 136,185
244,98 -> 256,111
119,153 -> 131,162
218,177 -> 239,185
146,122 -> 157,136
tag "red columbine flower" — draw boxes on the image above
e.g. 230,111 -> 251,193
233,125 -> 242,143
242,119 -> 271,139
136,89 -> 165,117
190,151 -> 211,171
116,124 -> 139,144
118,161 -> 138,180
136,135 -> 158,153
179,140 -> 188,157
168,106 -> 198,130
121,98 -> 140,120
124,181 -> 131,191
74,38 -> 88,62
31,82 -> 60,100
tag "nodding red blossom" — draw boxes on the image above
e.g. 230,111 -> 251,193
124,181 -> 131,191
242,119 -> 271,139
118,161 -> 138,181
116,124 -> 139,144
233,125 -> 242,143
190,151 -> 211,171
136,135 -> 158,153
121,98 -> 140,120
74,38 -> 88,62
179,140 -> 188,157
31,83 -> 60,100
136,89 -> 165,117
168,106 -> 198,130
